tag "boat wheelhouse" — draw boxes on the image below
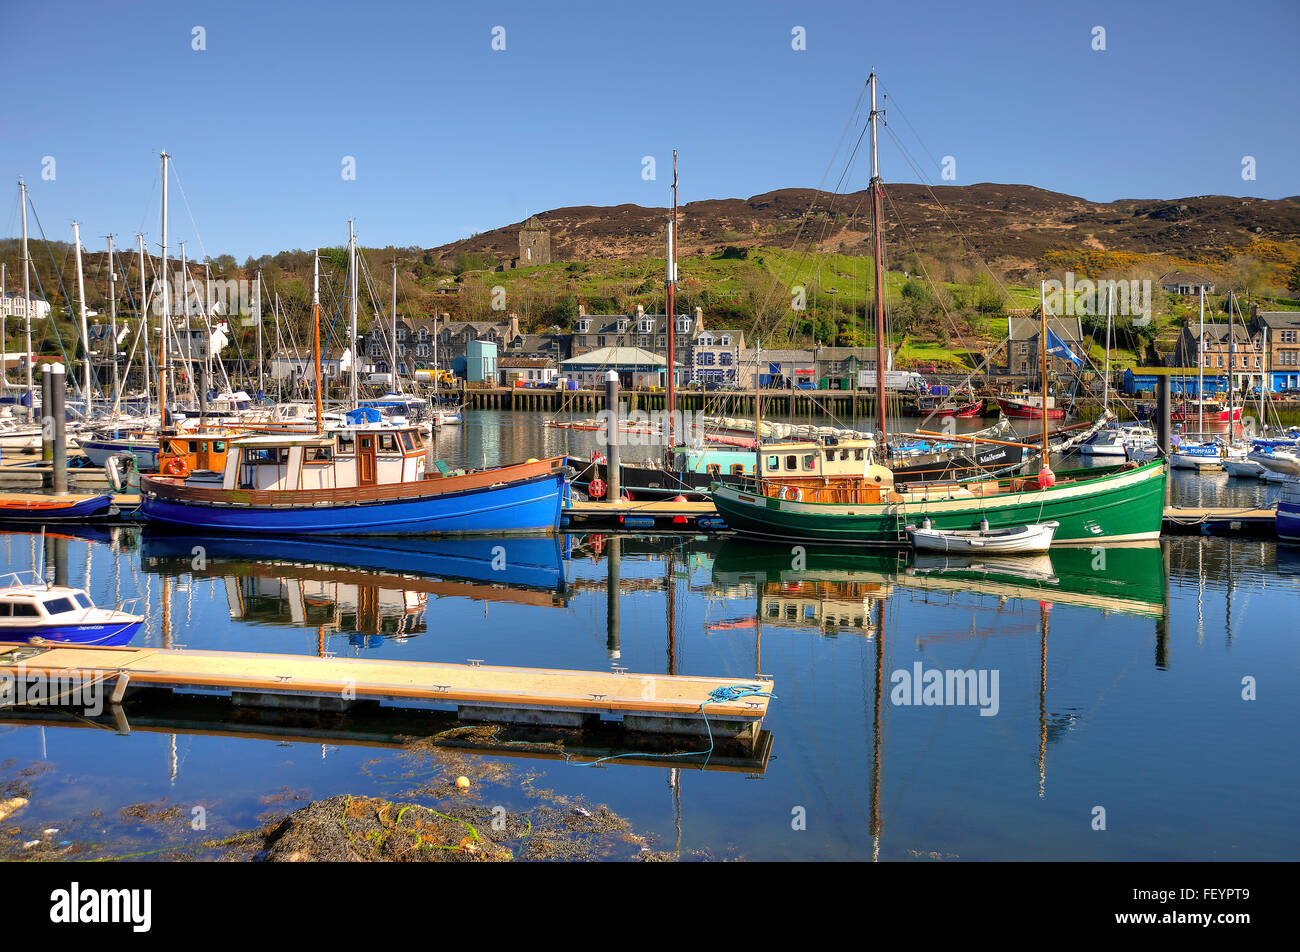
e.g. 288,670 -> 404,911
139,424 -> 568,536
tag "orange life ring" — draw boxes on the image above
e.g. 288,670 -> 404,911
163,457 -> 187,477
781,485 -> 803,502
588,478 -> 607,499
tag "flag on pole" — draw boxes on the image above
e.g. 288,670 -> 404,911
1045,327 -> 1083,367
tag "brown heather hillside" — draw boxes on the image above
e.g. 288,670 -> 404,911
430,184 -> 1300,270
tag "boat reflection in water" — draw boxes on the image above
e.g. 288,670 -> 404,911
140,533 -> 570,647
712,539 -> 1167,624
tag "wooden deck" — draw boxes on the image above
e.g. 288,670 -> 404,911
1160,506 -> 1277,535
0,642 -> 771,741
565,498 -> 1283,538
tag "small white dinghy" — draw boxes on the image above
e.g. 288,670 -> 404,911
908,518 -> 1059,554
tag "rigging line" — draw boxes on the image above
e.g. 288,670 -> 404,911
883,125 -> 1014,299
136,162 -> 161,240
27,200 -> 81,390
746,80 -> 874,337
168,159 -> 210,264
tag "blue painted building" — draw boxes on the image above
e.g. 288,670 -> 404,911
466,339 -> 497,383
1120,368 -> 1227,397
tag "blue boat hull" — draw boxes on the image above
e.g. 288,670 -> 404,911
141,533 -> 568,591
0,494 -> 116,523
1278,503 -> 1300,543
140,470 -> 566,536
4,620 -> 142,647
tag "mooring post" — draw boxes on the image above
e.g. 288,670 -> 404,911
40,363 -> 53,462
50,362 -> 67,495
606,534 -> 621,661
604,370 -> 620,501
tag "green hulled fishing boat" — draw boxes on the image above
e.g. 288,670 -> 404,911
711,71 -> 1169,547
711,459 -> 1167,546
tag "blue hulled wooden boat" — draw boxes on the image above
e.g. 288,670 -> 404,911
138,424 -> 568,536
0,492 -> 116,524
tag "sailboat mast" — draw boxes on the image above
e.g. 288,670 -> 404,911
20,180 -> 33,419
160,151 -> 170,426
868,71 -> 888,445
107,234 -> 118,409
1198,287 -> 1204,435
312,250 -> 324,434
1038,281 -> 1049,454
391,262 -> 400,395
72,221 -> 92,421
348,219 -> 358,409
1103,284 -> 1112,414
137,234 -> 150,413
1227,290 -> 1236,439
667,150 -> 677,446
255,269 -> 264,398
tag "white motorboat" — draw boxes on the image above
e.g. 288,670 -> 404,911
1223,458 -> 1265,479
1079,424 -> 1157,458
908,518 -> 1059,554
1251,446 -> 1300,477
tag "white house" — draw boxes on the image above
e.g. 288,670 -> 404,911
0,292 -> 52,321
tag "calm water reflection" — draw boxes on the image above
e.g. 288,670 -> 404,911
1,510 -> 1296,860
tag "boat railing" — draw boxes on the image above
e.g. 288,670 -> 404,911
141,456 -> 566,507
0,570 -> 44,589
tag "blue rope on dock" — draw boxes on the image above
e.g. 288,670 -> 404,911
569,683 -> 777,769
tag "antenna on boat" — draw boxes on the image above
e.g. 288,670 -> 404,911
38,525 -> 48,589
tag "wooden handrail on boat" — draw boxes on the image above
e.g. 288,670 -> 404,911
905,431 -> 1039,450
141,457 -> 565,507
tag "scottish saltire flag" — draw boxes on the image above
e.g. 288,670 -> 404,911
1045,327 -> 1083,367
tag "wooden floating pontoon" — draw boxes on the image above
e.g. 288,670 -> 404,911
0,642 -> 771,743
564,498 -> 1282,538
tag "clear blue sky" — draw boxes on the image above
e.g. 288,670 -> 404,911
4,0 -> 1297,261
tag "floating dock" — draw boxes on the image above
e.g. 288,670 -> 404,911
564,498 -> 1282,538
564,498 -> 723,532
1160,506 -> 1277,536
0,700 -> 772,772
0,642 -> 772,744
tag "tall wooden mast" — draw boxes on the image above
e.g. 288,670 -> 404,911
312,250 -> 324,434
868,72 -> 888,445
667,150 -> 678,446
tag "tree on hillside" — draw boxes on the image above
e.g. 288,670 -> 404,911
1287,261 -> 1300,298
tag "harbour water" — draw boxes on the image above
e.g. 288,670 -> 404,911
0,411 -> 1296,860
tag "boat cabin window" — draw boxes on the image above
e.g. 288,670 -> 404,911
9,602 -> 38,617
188,441 -> 199,453
42,597 -> 74,615
246,447 -> 290,464
0,603 -> 9,616
707,464 -> 721,477
213,440 -> 226,452
400,431 -> 418,453
785,455 -> 797,470
305,446 -> 333,463
854,449 -> 864,461
379,433 -> 398,452
337,435 -> 355,455
74,593 -> 92,608
802,454 -> 816,471
766,456 -> 779,471
730,464 -> 745,476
